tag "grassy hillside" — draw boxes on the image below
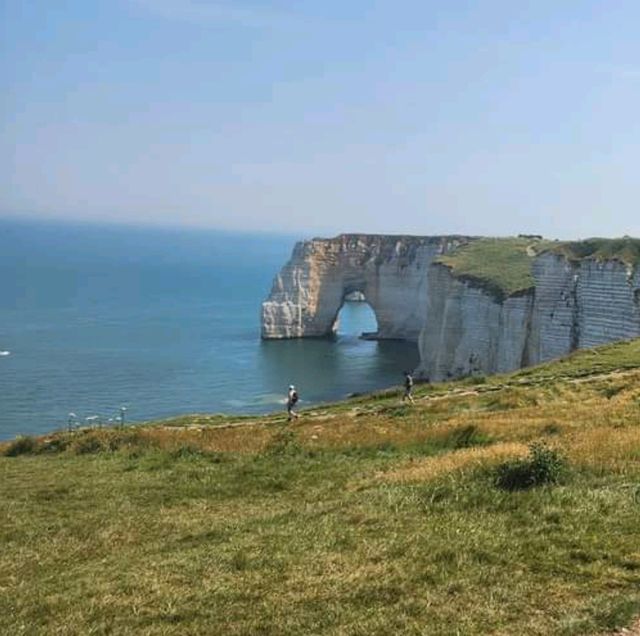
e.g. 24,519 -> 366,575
435,236 -> 640,301
3,340 -> 640,634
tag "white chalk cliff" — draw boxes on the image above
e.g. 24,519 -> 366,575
262,234 -> 640,380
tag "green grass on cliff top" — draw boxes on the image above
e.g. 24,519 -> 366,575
435,237 -> 551,300
551,237 -> 640,266
436,236 -> 640,300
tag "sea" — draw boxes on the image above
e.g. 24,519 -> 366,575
0,218 -> 419,440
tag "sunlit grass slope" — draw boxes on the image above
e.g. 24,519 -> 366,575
2,340 -> 640,635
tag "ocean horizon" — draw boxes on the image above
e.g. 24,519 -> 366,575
0,217 -> 419,440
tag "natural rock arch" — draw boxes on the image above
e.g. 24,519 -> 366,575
331,292 -> 379,338
261,234 -> 463,340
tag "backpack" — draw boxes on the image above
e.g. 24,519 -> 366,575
405,375 -> 413,389
290,391 -> 298,405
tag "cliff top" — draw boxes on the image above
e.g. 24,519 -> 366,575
437,236 -> 640,300
551,236 -> 640,266
3,338 -> 640,634
435,237 -> 552,300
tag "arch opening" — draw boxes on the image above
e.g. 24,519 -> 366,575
332,292 -> 379,339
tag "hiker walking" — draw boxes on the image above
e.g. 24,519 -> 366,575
403,371 -> 415,404
287,385 -> 299,420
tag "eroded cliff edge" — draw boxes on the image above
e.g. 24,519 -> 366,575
262,234 -> 640,380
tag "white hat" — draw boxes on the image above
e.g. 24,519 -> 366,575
289,385 -> 295,390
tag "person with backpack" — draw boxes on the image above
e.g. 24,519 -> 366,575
287,385 -> 299,420
403,371 -> 415,404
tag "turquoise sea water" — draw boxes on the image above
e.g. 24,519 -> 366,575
0,219 -> 419,440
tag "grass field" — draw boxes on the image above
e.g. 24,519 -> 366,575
2,340 -> 640,634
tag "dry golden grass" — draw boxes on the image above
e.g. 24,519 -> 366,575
381,442 -> 529,483
564,426 -> 640,475
11,363 -> 634,472
140,424 -> 275,454
4,363 -> 638,463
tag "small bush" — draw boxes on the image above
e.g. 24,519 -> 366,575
600,383 -> 626,400
484,389 -> 539,411
71,434 -> 104,455
4,435 -> 38,457
69,428 -> 150,455
167,444 -> 199,459
378,405 -> 411,418
263,428 -> 302,456
167,444 -> 223,462
230,550 -> 250,572
449,424 -> 491,449
494,442 -> 567,491
104,429 -> 148,452
40,436 -> 71,453
541,422 -> 562,436
460,374 -> 486,386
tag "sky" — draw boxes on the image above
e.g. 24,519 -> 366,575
1,0 -> 640,238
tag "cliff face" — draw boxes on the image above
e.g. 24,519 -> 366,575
419,252 -> 640,379
262,234 -> 640,380
417,265 -> 533,380
261,234 -> 470,340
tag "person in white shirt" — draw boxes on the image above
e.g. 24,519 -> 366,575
403,372 -> 415,404
287,385 -> 299,420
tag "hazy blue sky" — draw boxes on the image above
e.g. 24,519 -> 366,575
2,1 -> 640,237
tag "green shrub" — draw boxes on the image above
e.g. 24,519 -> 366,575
40,436 -> 72,453
485,390 -> 540,411
103,429 -> 147,452
70,429 -> 150,455
2,429 -> 150,457
494,442 -> 567,491
460,374 -> 486,386
263,429 -> 302,456
541,422 -> 562,436
449,424 -> 491,449
600,383 -> 626,400
70,434 -> 104,455
3,435 -> 38,457
378,405 -> 411,418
